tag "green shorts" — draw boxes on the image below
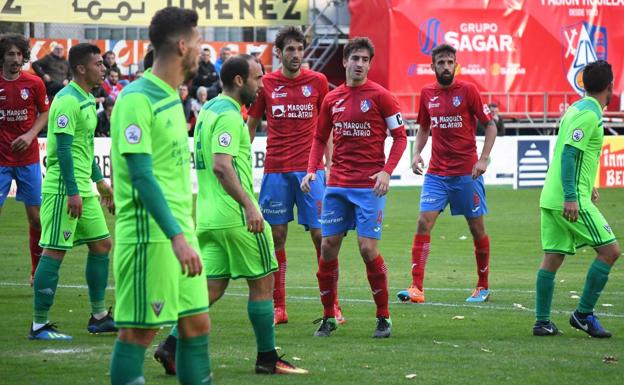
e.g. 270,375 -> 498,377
39,193 -> 110,250
541,206 -> 617,255
197,222 -> 277,280
113,236 -> 209,328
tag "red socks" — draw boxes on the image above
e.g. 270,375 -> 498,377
29,226 -> 42,276
366,255 -> 389,318
410,234 -> 430,290
316,258 -> 339,318
273,249 -> 287,308
474,235 -> 490,289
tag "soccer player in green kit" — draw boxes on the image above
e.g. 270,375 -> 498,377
533,60 -> 620,338
30,43 -> 115,341
109,7 -> 212,385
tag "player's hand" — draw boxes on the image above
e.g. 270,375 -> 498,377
244,204 -> 265,233
472,158 -> 488,180
591,187 -> 599,203
171,234 -> 203,277
300,172 -> 317,193
411,153 -> 425,175
370,170 -> 390,197
10,132 -> 36,153
563,201 -> 579,222
67,194 -> 83,219
96,180 -> 115,215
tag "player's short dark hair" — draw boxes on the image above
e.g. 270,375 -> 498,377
149,7 -> 198,57
221,54 -> 256,89
275,26 -> 305,51
582,60 -> 613,94
68,43 -> 101,74
143,49 -> 154,70
431,43 -> 456,63
343,37 -> 375,60
0,33 -> 31,66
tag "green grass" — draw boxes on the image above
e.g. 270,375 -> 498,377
1,187 -> 622,385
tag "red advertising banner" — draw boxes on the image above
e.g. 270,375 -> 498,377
598,137 -> 624,188
23,39 -> 274,77
348,0 -> 624,116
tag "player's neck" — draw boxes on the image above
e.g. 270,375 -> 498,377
347,77 -> 367,87
437,80 -> 455,90
73,77 -> 93,95
281,67 -> 301,79
151,59 -> 185,91
586,92 -> 608,108
223,89 -> 243,107
2,70 -> 20,81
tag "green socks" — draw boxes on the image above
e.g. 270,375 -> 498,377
85,252 -> 110,315
578,259 -> 612,313
110,340 -> 146,385
535,268 -> 556,321
248,300 -> 276,353
176,334 -> 211,385
33,255 -> 62,324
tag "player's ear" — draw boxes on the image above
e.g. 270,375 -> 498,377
176,38 -> 187,58
233,74 -> 244,88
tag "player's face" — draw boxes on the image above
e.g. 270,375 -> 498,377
2,45 -> 24,76
83,53 -> 106,88
344,48 -> 371,84
182,27 -> 202,81
432,52 -> 456,86
279,38 -> 304,75
240,60 -> 264,105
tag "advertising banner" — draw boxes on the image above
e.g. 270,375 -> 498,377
0,0 -> 308,26
598,136 -> 624,188
348,0 -> 624,115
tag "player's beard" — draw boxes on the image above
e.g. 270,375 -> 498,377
284,57 -> 301,74
435,70 -> 454,86
241,82 -> 258,106
183,55 -> 199,82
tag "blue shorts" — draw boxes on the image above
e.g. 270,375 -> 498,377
420,174 -> 487,218
0,163 -> 42,207
321,187 -> 386,240
259,171 -> 325,230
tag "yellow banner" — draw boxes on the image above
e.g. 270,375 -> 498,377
597,136 -> 624,188
0,0 -> 308,26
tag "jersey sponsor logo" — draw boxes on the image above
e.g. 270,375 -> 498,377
452,95 -> 462,107
269,201 -> 283,208
275,85 -> 285,91
385,112 -> 403,130
301,85 -> 312,97
572,129 -> 584,142
273,103 -> 314,119
262,207 -> 287,215
218,132 -> 232,147
428,96 -> 440,108
0,110 -> 4,121
124,124 -> 141,144
334,121 -> 372,137
63,230 -> 72,241
430,115 -> 463,129
151,301 -> 164,317
271,105 -> 285,118
332,99 -> 346,114
360,99 -> 371,112
57,114 -> 69,128
20,88 -> 29,100
271,86 -> 287,98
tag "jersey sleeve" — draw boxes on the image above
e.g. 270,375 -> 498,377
307,96 -> 333,173
379,90 -> 404,131
468,84 -> 492,124
416,93 -> 430,128
563,110 -> 598,152
317,74 -> 329,110
33,78 -> 50,113
247,85 -> 266,119
211,111 -> 241,156
112,93 -> 153,155
49,96 -> 79,136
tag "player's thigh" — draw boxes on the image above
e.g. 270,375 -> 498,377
294,170 -> 325,229
178,235 -> 209,320
352,188 -> 386,240
540,208 -> 576,255
420,174 -> 450,213
448,175 -> 488,217
198,228 -> 231,279
114,242 -> 182,328
39,193 -> 78,250
0,166 -> 15,207
577,206 -> 617,249
14,163 -> 42,206
258,173 -> 295,225
74,196 -> 110,246
321,187 -> 355,237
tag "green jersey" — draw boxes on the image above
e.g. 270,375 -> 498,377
43,81 -> 97,197
111,70 -> 194,244
540,96 -> 604,210
194,94 -> 256,230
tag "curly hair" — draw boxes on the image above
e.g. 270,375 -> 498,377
275,26 -> 305,51
0,33 -> 31,66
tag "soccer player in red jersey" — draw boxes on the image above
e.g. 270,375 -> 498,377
0,33 -> 50,284
301,37 -> 407,338
247,26 -> 344,325
397,43 -> 496,304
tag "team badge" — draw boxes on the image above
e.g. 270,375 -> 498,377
219,132 -> 232,147
151,302 -> 164,317
20,89 -> 29,100
57,115 -> 69,128
301,85 -> 312,97
572,129 -> 584,142
452,95 -> 462,107
125,124 -> 141,144
44,95 -> 49,105
604,224 -> 612,234
360,99 -> 371,112
63,231 -> 72,241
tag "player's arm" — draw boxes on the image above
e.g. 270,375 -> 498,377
56,133 -> 82,218
302,97 -> 332,192
246,115 -> 261,142
472,119 -> 496,179
246,84 -> 266,142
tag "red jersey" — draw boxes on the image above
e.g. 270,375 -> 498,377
248,68 -> 328,173
308,80 -> 407,188
0,71 -> 49,166
417,80 -> 492,176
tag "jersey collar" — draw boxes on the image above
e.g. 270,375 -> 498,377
68,80 -> 93,99
143,69 -> 177,96
584,95 -> 602,111
218,94 -> 242,111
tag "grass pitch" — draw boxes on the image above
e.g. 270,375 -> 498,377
0,187 -> 622,385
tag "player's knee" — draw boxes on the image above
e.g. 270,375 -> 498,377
598,243 -> 621,265
416,217 -> 433,234
27,216 -> 41,231
96,237 -> 113,253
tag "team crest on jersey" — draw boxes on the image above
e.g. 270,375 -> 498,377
301,85 -> 312,97
63,231 -> 72,241
219,133 -> 232,147
125,124 -> 141,144
452,95 -> 462,107
57,115 -> 69,128
151,301 -> 164,317
360,99 -> 371,112
572,129 -> 584,142
20,89 -> 29,100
